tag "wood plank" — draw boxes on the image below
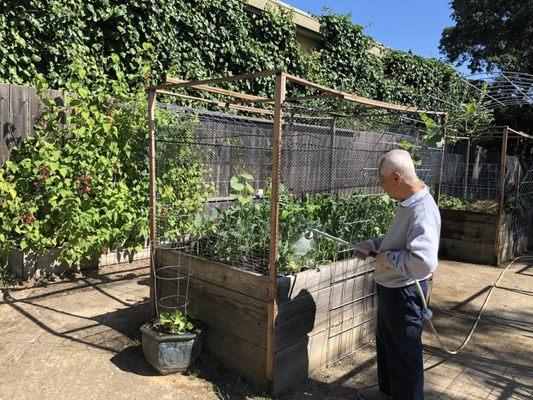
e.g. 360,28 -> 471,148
158,249 -> 269,300
165,78 -> 272,103
439,238 -> 497,265
28,86 -> 45,136
326,310 -> 376,364
0,83 -> 10,163
273,309 -> 375,394
156,90 -> 275,116
440,210 -> 497,244
204,326 -> 267,391
277,257 -> 375,303
284,73 -> 445,116
8,84 -> 27,152
440,222 -> 496,243
157,276 -> 268,348
439,208 -> 497,222
276,272 -> 375,350
161,70 -> 277,90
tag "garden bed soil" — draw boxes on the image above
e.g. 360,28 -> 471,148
156,247 -> 376,394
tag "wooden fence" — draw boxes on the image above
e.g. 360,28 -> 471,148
0,83 -> 66,164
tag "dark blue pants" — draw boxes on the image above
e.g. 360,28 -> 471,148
376,280 -> 428,400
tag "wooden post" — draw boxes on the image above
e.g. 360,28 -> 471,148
266,71 -> 286,391
148,88 -> 158,318
493,127 -> 509,265
463,138 -> 471,199
329,117 -> 337,192
434,113 -> 447,205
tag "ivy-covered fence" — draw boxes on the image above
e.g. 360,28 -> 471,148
1,1 -> 472,109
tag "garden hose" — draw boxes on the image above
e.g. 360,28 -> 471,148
414,255 -> 533,355
295,229 -> 531,355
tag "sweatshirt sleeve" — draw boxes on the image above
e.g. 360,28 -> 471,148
372,237 -> 385,251
386,210 -> 439,280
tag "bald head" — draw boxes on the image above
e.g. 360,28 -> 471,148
378,149 -> 418,184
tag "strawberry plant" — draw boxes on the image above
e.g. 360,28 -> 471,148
158,310 -> 194,335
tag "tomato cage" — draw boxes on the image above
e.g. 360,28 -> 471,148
437,127 -> 533,264
147,71 -> 447,393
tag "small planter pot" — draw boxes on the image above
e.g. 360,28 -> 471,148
140,322 -> 204,374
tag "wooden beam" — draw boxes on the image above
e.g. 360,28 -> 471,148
266,71 -> 286,390
506,126 -> 533,139
225,93 -> 339,105
285,73 -> 446,116
147,88 -> 157,318
285,73 -> 346,98
493,127 -> 509,264
349,95 -> 447,116
155,90 -> 274,116
162,70 -> 278,90
163,78 -> 273,103
435,113 -> 447,205
447,135 -> 470,140
464,138 -> 471,199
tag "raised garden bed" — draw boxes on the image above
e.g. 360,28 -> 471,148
439,208 -> 531,265
8,246 -> 150,280
156,248 -> 376,393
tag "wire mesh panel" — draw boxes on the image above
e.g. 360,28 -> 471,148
154,105 -> 274,273
439,138 -> 503,211
278,103 -> 446,364
501,134 -> 533,258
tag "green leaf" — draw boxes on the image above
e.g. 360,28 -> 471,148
230,176 -> 244,191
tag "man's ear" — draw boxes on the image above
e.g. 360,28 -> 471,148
393,171 -> 401,184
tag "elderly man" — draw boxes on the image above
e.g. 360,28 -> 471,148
356,149 -> 441,400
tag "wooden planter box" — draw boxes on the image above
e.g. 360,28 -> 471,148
439,209 -> 531,265
8,246 -> 150,280
157,248 -> 376,394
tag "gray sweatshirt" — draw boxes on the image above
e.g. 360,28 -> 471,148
371,187 -> 441,288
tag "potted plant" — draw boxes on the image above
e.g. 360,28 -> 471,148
140,310 -> 204,374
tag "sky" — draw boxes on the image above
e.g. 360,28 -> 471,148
284,0 -> 470,75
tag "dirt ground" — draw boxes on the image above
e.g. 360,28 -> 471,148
1,256 -> 532,400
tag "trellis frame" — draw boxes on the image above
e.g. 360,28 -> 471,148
147,69 -> 446,390
437,126 -> 532,264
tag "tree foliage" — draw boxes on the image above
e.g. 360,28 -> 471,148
440,0 -> 533,73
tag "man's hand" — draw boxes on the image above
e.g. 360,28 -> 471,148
375,251 -> 393,271
353,240 -> 375,260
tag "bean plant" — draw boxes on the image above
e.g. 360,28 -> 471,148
202,178 -> 396,275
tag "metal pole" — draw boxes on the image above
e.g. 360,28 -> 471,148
463,138 -> 471,199
493,127 -> 509,265
266,71 -> 286,392
148,88 -> 158,318
435,113 -> 448,205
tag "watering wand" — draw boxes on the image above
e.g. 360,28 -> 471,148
302,228 -> 379,258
